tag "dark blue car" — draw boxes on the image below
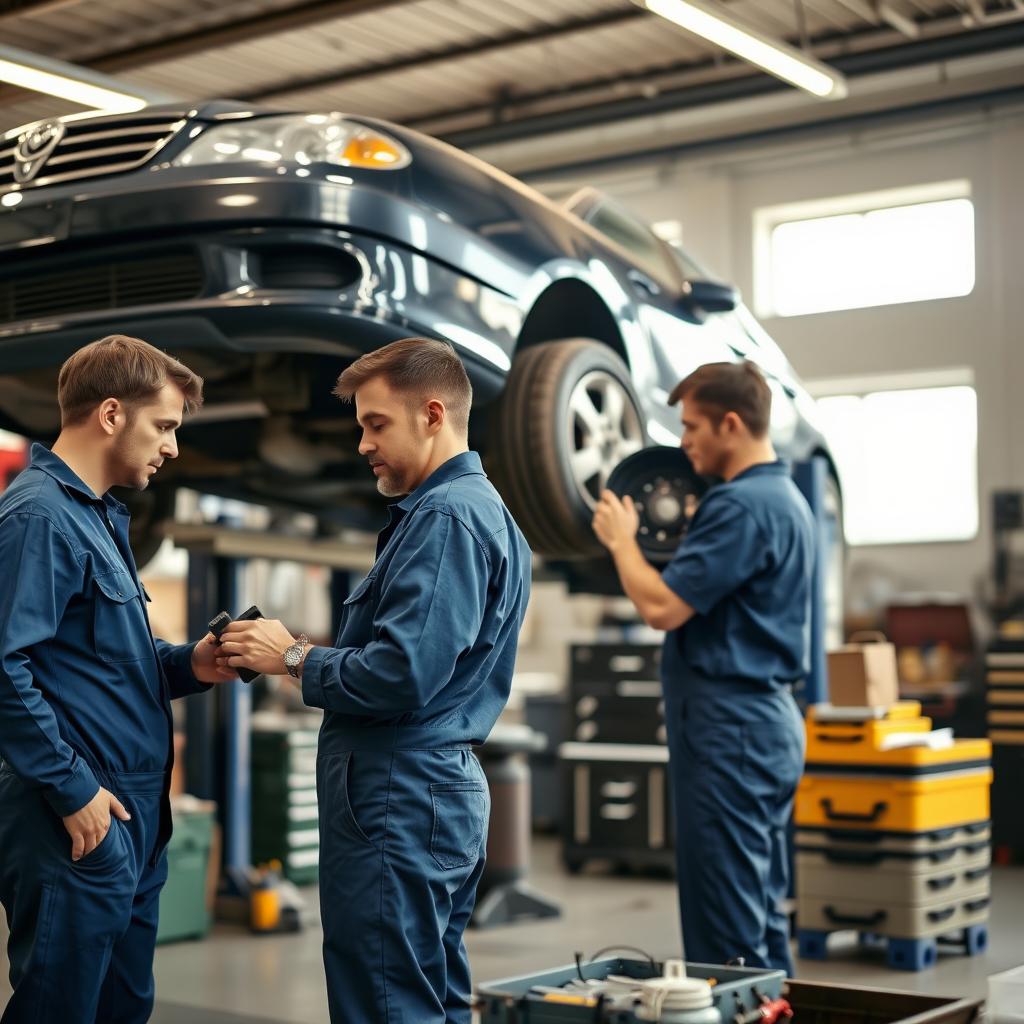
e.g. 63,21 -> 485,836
0,101 -> 838,574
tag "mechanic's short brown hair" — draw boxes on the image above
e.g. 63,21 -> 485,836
58,334 -> 204,427
668,360 -> 772,438
334,338 -> 472,435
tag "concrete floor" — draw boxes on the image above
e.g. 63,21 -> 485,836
2,837 -> 1021,1022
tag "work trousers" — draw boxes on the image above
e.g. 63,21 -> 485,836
317,744 -> 489,1024
664,687 -> 805,975
0,766 -> 168,1024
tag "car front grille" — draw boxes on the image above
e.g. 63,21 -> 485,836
0,247 -> 204,321
0,110 -> 188,193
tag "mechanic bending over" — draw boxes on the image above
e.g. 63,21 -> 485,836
0,335 -> 235,1024
593,360 -> 814,975
219,338 -> 532,1024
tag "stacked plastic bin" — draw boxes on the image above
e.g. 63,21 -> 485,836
985,634 -> 1024,856
795,700 -> 992,971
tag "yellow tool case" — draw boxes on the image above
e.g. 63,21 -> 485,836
805,737 -> 991,772
805,704 -> 933,764
796,767 -> 992,832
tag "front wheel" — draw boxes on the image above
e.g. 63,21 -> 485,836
487,339 -> 646,558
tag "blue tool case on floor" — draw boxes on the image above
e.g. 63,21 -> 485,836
476,958 -> 785,1023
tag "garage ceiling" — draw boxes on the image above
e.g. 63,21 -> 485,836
2,0 -> 1024,173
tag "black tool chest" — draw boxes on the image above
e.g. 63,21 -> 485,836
560,643 -> 674,873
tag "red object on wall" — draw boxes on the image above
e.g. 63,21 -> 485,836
0,442 -> 28,491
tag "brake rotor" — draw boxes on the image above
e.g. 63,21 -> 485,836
606,446 -> 708,565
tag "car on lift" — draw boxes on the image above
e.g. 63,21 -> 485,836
0,101 -> 839,580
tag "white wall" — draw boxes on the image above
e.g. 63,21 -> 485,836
566,105 -> 1024,620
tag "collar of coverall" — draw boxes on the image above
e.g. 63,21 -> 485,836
394,450 -> 485,512
29,443 -> 129,514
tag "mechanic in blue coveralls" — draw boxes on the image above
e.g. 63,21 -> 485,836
593,361 -> 814,975
219,338 -> 532,1024
0,335 -> 236,1024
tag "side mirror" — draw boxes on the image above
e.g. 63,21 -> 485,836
680,279 -> 739,319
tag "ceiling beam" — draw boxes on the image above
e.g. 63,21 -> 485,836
0,0 -> 84,22
0,0 -> 416,110
831,0 -> 880,24
414,18 -> 1024,146
241,7 -> 647,101
879,3 -> 920,37
61,0 -> 413,72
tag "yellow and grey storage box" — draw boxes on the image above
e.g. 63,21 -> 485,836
797,889 -> 990,940
796,766 -> 992,833
796,847 -> 990,905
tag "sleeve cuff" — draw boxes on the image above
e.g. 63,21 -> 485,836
300,646 -> 328,709
164,641 -> 213,699
45,760 -> 100,818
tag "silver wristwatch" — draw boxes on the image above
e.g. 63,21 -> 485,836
283,634 -> 310,678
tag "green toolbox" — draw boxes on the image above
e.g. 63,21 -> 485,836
156,799 -> 215,944
251,717 -> 320,884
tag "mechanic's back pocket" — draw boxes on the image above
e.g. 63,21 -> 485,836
429,781 -> 489,870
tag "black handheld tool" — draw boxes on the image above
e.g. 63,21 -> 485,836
208,604 -> 266,683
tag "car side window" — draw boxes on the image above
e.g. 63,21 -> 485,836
587,201 -> 677,283
667,242 -> 708,283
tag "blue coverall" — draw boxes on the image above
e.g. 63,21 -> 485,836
660,461 -> 814,975
300,451 -> 531,1024
0,445 -> 209,1023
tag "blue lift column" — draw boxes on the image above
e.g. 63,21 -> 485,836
793,455 -> 831,707
222,556 -> 251,873
184,545 -> 250,874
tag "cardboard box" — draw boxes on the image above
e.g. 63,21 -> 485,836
827,641 -> 899,707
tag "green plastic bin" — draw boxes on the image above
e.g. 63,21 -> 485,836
156,804 -> 214,944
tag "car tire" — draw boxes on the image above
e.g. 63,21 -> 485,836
488,339 -> 646,558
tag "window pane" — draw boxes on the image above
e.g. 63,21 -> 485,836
766,197 -> 974,316
590,203 -> 671,278
816,386 -> 977,545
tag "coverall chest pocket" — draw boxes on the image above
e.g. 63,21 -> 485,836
92,570 -> 147,664
429,782 -> 489,870
337,574 -> 377,645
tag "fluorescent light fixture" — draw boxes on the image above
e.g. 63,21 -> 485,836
0,45 -> 154,113
634,0 -> 847,99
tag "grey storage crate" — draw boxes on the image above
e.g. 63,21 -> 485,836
796,850 -> 990,905
477,958 -> 783,1024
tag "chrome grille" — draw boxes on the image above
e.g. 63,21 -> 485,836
0,110 -> 188,193
0,248 -> 204,321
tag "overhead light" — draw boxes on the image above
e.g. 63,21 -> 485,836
633,0 -> 847,100
0,44 -> 152,113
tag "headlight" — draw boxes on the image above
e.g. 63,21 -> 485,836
172,114 -> 411,171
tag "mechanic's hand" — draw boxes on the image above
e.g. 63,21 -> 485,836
63,787 -> 131,862
592,489 -> 640,554
191,632 -> 239,683
216,618 -> 297,676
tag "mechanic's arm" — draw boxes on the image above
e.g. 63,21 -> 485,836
0,513 -> 100,816
592,491 -> 696,631
154,635 -> 233,697
218,510 -> 489,714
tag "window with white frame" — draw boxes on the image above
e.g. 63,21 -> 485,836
754,181 -> 975,318
809,372 -> 978,546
